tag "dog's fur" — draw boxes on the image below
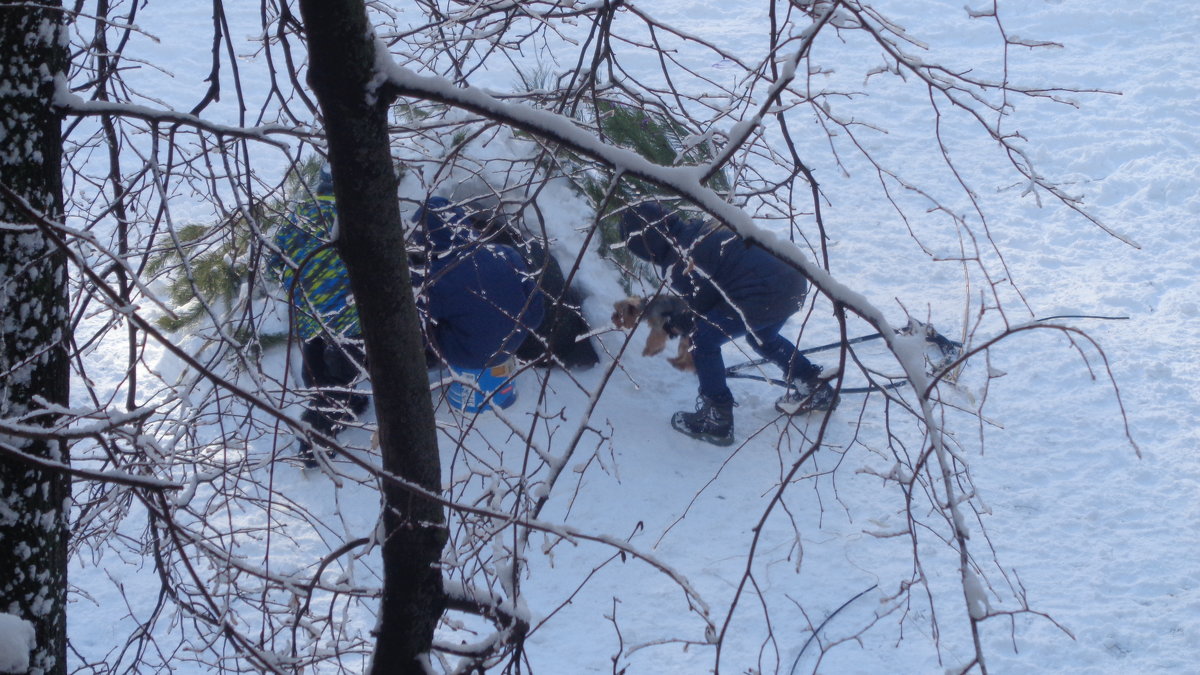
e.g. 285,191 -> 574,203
611,295 -> 694,371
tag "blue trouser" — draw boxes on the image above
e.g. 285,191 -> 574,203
692,313 -> 821,405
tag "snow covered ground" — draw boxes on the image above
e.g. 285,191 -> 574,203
61,1 -> 1198,673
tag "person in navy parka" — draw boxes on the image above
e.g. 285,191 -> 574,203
620,202 -> 837,445
411,197 -> 545,379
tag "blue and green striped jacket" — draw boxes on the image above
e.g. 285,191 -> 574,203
270,196 -> 361,341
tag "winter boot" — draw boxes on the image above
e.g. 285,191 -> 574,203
775,378 -> 839,416
671,395 -> 735,446
296,425 -> 344,470
296,440 -> 320,469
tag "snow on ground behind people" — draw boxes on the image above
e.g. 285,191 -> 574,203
59,0 -> 1200,673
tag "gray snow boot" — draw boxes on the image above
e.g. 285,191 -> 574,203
671,395 -> 735,446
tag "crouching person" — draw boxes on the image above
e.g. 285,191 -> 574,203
619,202 -> 837,446
411,197 -> 545,412
270,166 -> 369,465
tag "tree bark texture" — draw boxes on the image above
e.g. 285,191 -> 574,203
295,1 -> 448,672
0,3 -> 71,675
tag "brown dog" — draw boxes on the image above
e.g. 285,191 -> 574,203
611,295 -> 694,371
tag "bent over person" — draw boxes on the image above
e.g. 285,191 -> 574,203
269,167 -> 368,465
411,196 -> 545,412
619,202 -> 837,446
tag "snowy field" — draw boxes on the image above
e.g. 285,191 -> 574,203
58,1 -> 1199,673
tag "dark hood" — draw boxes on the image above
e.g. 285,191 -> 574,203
619,202 -> 681,266
413,196 -> 472,252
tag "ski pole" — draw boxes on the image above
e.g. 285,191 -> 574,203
727,321 -> 963,376
726,332 -> 886,375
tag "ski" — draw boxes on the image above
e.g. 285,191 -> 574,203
727,370 -> 909,395
726,319 -> 964,394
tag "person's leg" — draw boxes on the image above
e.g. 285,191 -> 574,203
322,340 -> 369,421
690,313 -> 745,405
299,337 -> 367,445
299,336 -> 328,390
671,313 -> 743,445
747,322 -> 839,415
745,321 -> 822,384
295,337 -> 332,462
299,337 -> 337,438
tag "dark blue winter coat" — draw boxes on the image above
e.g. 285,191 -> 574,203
620,202 -> 807,328
412,197 -> 545,369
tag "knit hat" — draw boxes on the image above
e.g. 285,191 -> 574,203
316,163 -> 334,195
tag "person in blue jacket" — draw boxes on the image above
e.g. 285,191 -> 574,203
619,201 -> 837,446
269,166 -> 368,464
411,197 -> 544,407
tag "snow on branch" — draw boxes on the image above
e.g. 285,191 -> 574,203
0,184 -> 318,442
364,23 -> 1011,666
0,440 -> 182,490
372,40 -> 899,336
691,0 -> 840,185
52,75 -> 313,148
0,402 -> 156,441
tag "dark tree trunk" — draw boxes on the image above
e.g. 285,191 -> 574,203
0,3 -> 70,674
296,1 -> 448,672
